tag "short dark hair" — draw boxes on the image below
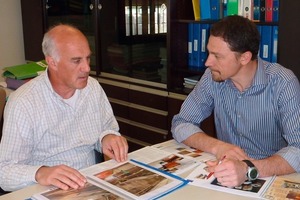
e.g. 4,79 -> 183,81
210,15 -> 260,60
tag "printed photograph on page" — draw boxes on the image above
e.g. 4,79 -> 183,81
32,182 -> 125,200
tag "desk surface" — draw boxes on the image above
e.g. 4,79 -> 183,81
162,173 -> 300,200
0,143 -> 299,200
1,172 -> 299,200
0,183 -> 263,200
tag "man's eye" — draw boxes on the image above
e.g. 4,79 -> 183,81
73,59 -> 81,64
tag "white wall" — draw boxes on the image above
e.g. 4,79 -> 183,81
0,0 -> 25,69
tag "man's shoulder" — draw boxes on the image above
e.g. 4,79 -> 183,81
264,61 -> 297,82
86,76 -> 101,90
87,76 -> 98,84
8,74 -> 46,101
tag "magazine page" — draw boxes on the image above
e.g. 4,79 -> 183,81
128,146 -> 199,175
152,139 -> 215,162
262,176 -> 300,200
86,160 -> 188,200
31,182 -> 126,200
186,162 -> 275,199
31,146 -> 191,200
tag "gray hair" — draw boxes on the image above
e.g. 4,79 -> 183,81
42,27 -> 60,61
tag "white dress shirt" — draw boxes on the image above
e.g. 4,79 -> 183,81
0,70 -> 120,191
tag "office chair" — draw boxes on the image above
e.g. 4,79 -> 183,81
0,88 -> 6,142
0,88 -> 8,195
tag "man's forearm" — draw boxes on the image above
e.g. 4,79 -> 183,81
253,155 -> 295,177
182,132 -> 222,155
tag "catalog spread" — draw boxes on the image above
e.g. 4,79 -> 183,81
262,176 -> 300,200
186,162 -> 275,199
31,146 -> 192,200
31,182 -> 125,200
30,140 -> 295,200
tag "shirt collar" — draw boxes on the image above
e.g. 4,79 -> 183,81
252,57 -> 269,87
43,69 -> 76,101
43,69 -> 91,102
223,57 -> 269,91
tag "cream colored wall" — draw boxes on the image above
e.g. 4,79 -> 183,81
0,0 -> 25,69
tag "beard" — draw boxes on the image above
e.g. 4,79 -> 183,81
211,70 -> 224,82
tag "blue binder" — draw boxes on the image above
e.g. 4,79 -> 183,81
193,23 -> 202,69
200,0 -> 211,19
223,0 -> 228,17
260,0 -> 265,22
199,23 -> 210,70
253,0 -> 260,21
188,23 -> 194,67
211,0 -> 221,20
271,26 -> 278,63
260,25 -> 272,62
272,0 -> 279,22
256,25 -> 262,58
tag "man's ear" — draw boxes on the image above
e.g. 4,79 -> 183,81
45,56 -> 58,70
240,51 -> 252,65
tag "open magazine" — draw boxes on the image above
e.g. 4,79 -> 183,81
186,161 -> 275,199
30,141 -> 293,200
31,182 -> 126,200
262,176 -> 300,200
31,146 -> 194,200
86,159 -> 188,200
152,139 -> 215,162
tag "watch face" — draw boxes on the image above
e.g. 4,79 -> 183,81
249,168 -> 258,179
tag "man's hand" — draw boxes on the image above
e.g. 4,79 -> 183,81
35,165 -> 87,190
102,134 -> 128,162
206,158 -> 248,188
215,142 -> 249,161
183,133 -> 249,161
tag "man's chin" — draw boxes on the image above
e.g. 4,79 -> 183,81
211,72 -> 223,82
76,80 -> 88,89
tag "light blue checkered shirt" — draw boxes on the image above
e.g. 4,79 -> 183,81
0,70 -> 120,191
172,58 -> 300,173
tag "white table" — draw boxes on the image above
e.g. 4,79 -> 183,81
0,143 -> 299,200
1,173 -> 299,200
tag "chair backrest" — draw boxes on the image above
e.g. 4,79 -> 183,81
0,88 -> 6,142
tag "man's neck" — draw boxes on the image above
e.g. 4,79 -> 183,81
231,60 -> 258,92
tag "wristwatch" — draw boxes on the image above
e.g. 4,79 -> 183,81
242,160 -> 259,181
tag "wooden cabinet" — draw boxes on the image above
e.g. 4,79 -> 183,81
167,0 -> 300,94
277,0 -> 300,79
20,0 -> 45,61
98,75 -> 169,152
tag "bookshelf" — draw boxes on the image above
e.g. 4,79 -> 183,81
20,0 -> 299,151
167,0 -> 300,94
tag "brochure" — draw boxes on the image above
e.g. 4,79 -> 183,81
86,159 -> 188,200
31,146 -> 191,200
262,176 -> 300,200
31,182 -> 126,200
152,139 -> 215,162
186,162 -> 275,199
